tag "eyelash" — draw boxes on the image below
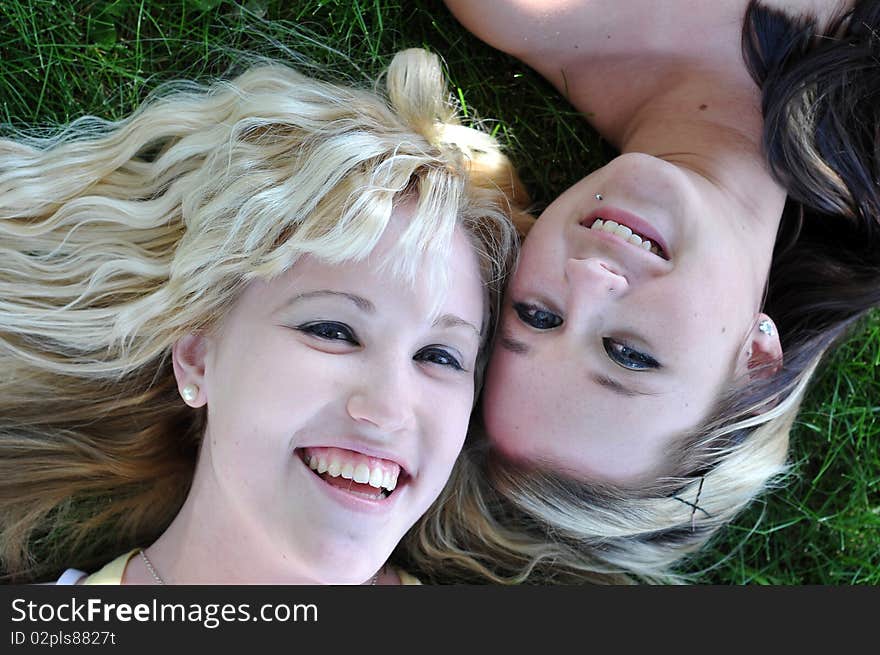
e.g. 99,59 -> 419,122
512,302 -> 563,330
602,338 -> 659,371
512,302 -> 659,371
295,321 -> 465,371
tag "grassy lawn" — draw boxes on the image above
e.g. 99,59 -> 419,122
2,0 -> 877,584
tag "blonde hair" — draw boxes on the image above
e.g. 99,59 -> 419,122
0,48 -> 525,582
402,364 -> 817,584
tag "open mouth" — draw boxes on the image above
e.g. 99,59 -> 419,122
296,446 -> 407,500
580,212 -> 670,260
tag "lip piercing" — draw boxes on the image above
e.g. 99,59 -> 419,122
595,193 -> 603,200
181,383 -> 199,403
758,320 -> 774,336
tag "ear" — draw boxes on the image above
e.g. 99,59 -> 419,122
736,313 -> 783,381
172,334 -> 209,407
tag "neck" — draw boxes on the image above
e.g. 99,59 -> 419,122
621,69 -> 787,283
618,71 -> 786,311
135,449 -> 384,585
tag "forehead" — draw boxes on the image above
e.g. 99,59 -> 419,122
240,221 -> 485,324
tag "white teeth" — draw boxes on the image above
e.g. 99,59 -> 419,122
643,241 -> 661,255
353,463 -> 371,484
589,217 -> 663,257
308,452 -> 400,493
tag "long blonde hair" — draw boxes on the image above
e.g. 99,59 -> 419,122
0,48 -> 526,582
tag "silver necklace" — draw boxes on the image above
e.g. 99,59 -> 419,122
140,548 -> 380,585
139,548 -> 164,585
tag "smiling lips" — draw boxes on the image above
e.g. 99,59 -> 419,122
589,218 -> 664,257
580,207 -> 670,260
299,446 -> 402,499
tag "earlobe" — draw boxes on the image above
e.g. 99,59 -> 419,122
740,314 -> 783,381
172,334 -> 209,407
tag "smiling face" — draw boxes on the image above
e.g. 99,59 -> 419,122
175,204 -> 485,583
482,152 -> 783,485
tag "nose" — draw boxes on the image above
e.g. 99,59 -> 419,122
564,257 -> 629,297
345,364 -> 416,434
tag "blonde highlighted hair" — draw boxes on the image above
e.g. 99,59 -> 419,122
401,365 -> 815,584
0,48 -> 525,582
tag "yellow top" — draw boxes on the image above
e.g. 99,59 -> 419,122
81,548 -> 140,585
79,549 -> 422,585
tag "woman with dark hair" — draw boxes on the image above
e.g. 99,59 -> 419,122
400,0 -> 880,583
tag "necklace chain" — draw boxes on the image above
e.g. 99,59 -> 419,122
139,548 -> 380,585
139,549 -> 164,585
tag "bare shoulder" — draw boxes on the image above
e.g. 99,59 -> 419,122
441,0 -> 752,98
442,1 -> 852,64
443,0 -> 586,57
443,1 -> 746,58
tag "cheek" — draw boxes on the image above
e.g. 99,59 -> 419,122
205,336 -> 329,446
514,234 -> 557,285
481,350 -> 538,460
420,383 -> 473,485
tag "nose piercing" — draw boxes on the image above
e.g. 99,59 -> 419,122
594,193 -> 603,201
758,319 -> 774,336
181,383 -> 199,403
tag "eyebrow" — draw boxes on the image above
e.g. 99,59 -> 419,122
499,330 -> 660,398
434,314 -> 482,338
282,290 -> 481,337
282,290 -> 375,312
590,374 -> 660,398
498,330 -> 531,354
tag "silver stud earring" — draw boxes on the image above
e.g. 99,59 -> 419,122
758,319 -> 774,337
181,383 -> 199,403
594,193 -> 603,201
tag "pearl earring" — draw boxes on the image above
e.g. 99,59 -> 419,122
758,319 -> 774,337
181,384 -> 199,403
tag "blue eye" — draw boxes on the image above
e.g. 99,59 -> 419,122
603,338 -> 659,371
297,322 -> 359,344
415,346 -> 464,371
513,302 -> 563,330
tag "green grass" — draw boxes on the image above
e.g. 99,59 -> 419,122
2,0 -> 877,584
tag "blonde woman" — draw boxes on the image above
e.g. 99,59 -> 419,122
0,49 -> 523,584
398,0 -> 880,583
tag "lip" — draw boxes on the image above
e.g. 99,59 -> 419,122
580,206 -> 671,259
297,451 -> 405,514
